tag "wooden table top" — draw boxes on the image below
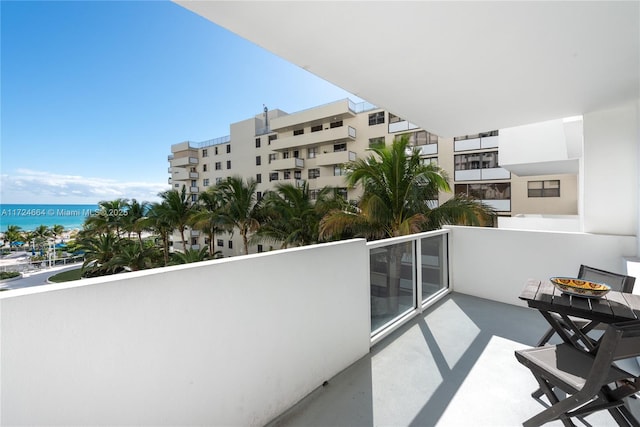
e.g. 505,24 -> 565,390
520,279 -> 640,324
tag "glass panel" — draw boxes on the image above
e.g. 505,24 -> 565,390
370,241 -> 415,332
421,235 -> 448,302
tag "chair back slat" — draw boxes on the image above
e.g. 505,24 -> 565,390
578,264 -> 636,293
612,321 -> 640,361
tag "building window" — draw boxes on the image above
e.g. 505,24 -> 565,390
257,244 -> 263,253
283,151 -> 290,159
308,168 -> 320,179
226,145 -> 231,154
422,157 -> 438,166
191,194 -> 197,202
334,143 -> 346,152
203,164 -> 208,172
257,191 -> 262,201
191,180 -> 197,187
454,151 -> 499,170
368,111 -> 385,125
294,170 -> 301,180
528,180 -> 560,197
270,172 -> 279,181
293,150 -> 299,158
394,130 -> 437,146
256,156 -> 261,166
256,173 -> 262,183
228,240 -> 233,249
269,153 -> 277,163
369,137 -> 385,149
455,183 -> 511,200
191,237 -> 198,246
454,130 -> 499,141
308,147 -> 318,159
215,147 -> 219,155
330,120 -> 343,128
309,189 -> 319,201
202,149 -> 208,157
215,162 -> 221,170
335,188 -> 348,199
293,128 -> 304,136
283,170 -> 291,180
174,183 -> 180,188
311,124 -> 323,132
226,160 -> 231,169
216,177 -> 222,185
334,166 -> 347,176
389,113 -> 403,124
268,134 -> 277,144
255,138 -> 261,148
217,239 -> 224,247
203,178 -> 210,187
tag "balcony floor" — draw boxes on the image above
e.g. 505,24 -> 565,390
268,293 -> 639,426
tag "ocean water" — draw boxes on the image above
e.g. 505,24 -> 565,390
0,204 -> 99,232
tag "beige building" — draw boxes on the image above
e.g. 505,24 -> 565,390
169,98 -> 577,256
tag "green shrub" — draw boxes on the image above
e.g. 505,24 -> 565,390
0,271 -> 20,280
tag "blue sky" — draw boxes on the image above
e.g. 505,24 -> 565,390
0,0 -> 361,204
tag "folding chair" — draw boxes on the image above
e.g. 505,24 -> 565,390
536,265 -> 636,347
516,321 -> 640,427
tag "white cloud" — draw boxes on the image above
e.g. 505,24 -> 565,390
0,169 -> 170,204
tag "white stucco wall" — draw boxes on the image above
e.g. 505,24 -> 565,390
0,239 -> 370,426
499,118 -> 571,166
583,102 -> 639,236
446,226 -> 637,306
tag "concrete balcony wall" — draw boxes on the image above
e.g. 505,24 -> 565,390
170,156 -> 199,168
498,118 -> 581,176
446,225 -> 636,306
270,157 -> 304,171
498,215 -> 581,232
0,239 -> 370,426
314,175 -> 348,188
273,126 -> 356,151
269,99 -> 355,131
315,150 -> 356,166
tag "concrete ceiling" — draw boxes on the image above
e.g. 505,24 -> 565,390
175,1 -> 639,137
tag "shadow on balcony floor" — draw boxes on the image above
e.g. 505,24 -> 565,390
268,292 -> 637,426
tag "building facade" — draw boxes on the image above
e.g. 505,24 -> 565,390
168,98 -> 578,256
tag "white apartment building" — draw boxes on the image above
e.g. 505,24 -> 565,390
169,99 -> 578,256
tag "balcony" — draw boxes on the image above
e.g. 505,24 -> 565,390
269,98 -> 356,131
170,156 -> 198,168
454,135 -> 500,152
1,227 -> 636,425
454,167 -> 511,181
314,174 -> 348,188
189,186 -> 199,193
269,157 -> 304,171
189,172 -> 199,179
315,150 -> 356,166
272,126 -> 356,152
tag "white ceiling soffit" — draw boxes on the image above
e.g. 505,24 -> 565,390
175,1 -> 640,138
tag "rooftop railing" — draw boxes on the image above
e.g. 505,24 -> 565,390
188,135 -> 231,149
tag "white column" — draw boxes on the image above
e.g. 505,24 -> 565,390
582,101 -> 639,238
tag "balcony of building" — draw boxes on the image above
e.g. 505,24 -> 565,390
315,150 -> 356,166
269,157 -> 304,171
269,98 -> 356,132
189,186 -> 199,194
2,225 -> 637,425
271,125 -> 356,152
169,156 -> 199,168
313,174 -> 347,189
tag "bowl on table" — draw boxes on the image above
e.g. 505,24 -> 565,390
550,277 -> 611,298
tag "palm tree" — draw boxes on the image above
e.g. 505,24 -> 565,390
109,240 -> 159,272
217,176 -> 262,255
157,186 -> 194,252
31,225 -> 52,253
319,136 -> 494,240
169,247 -> 211,265
319,136 -> 495,315
255,182 -> 338,248
84,198 -> 129,238
79,233 -> 121,277
123,199 -> 149,250
189,187 -> 228,256
4,225 -> 23,252
146,202 -> 174,266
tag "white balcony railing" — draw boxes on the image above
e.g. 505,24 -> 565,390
1,226 -> 636,425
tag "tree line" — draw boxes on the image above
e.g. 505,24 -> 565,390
3,138 -> 495,277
